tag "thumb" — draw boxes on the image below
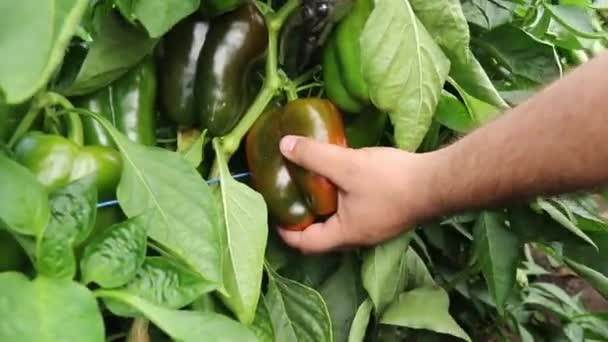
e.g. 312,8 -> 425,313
278,216 -> 346,254
279,135 -> 352,185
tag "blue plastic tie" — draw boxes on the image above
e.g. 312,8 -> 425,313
96,172 -> 251,209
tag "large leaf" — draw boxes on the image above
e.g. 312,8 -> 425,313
114,0 -> 200,37
37,176 -> 98,280
473,211 -> 520,314
347,299 -> 373,342
58,3 -> 157,95
319,254 -> 364,342
0,154 -> 49,236
265,266 -> 333,342
360,0 -> 450,151
361,232 -> 412,313
544,4 -> 605,39
475,24 -> 562,85
88,113 -> 223,288
80,214 -> 148,288
0,273 -> 104,341
213,140 -> 268,324
97,290 -> 257,342
105,256 -> 215,316
409,0 -> 508,109
380,287 -> 471,342
0,0 -> 88,103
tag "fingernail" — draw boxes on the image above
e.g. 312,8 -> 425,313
280,136 -> 297,154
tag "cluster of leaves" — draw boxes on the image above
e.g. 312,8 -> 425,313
1,0 -> 608,341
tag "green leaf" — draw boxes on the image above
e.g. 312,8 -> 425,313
409,0 -> 508,109
403,248 -> 435,290
536,198 -> 598,249
564,258 -> 608,299
434,91 -> 476,133
265,266 -> 333,342
360,0 -> 450,151
0,154 -> 49,236
114,0 -> 200,37
59,3 -> 157,95
97,290 -> 257,342
461,0 -> 515,30
250,296 -> 275,342
80,214 -> 148,288
447,78 -> 500,127
544,4 -> 605,39
319,254 -> 364,342
347,299 -> 373,342
179,129 -> 206,169
105,256 -> 215,316
476,25 -> 562,85
0,273 -> 104,341
473,211 -> 520,314
380,287 -> 471,342
213,139 -> 268,324
37,176 -> 98,280
0,0 -> 88,103
361,232 -> 412,313
89,113 -> 223,288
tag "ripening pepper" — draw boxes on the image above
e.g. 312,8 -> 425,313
13,132 -> 122,201
72,57 -> 157,147
322,0 -> 373,113
246,98 -> 347,230
194,3 -> 268,136
160,17 -> 209,126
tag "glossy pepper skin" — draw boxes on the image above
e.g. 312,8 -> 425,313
160,17 -> 209,126
194,3 -> 268,136
246,99 -> 347,230
72,57 -> 157,147
322,0 -> 373,113
13,132 -> 122,201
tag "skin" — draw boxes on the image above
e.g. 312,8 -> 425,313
277,51 -> 608,254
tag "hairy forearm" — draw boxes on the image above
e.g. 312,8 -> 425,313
429,52 -> 608,216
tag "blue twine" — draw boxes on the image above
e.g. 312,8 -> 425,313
96,172 -> 251,209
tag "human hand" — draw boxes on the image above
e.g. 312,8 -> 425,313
277,135 -> 441,253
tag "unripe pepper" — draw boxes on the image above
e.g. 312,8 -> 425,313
160,17 -> 209,126
194,3 -> 268,136
246,99 -> 347,230
322,0 -> 373,113
72,57 -> 158,147
13,132 -> 122,201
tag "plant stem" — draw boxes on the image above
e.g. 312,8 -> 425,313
209,0 -> 302,179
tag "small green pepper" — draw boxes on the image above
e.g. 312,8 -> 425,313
72,57 -> 158,147
13,132 -> 122,201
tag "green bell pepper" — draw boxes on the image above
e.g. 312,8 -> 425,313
246,98 -> 347,230
13,131 -> 122,201
322,0 -> 373,113
72,57 -> 158,147
194,3 -> 268,136
160,16 -> 209,126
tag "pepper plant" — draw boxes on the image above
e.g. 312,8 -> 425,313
1,0 -> 608,341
